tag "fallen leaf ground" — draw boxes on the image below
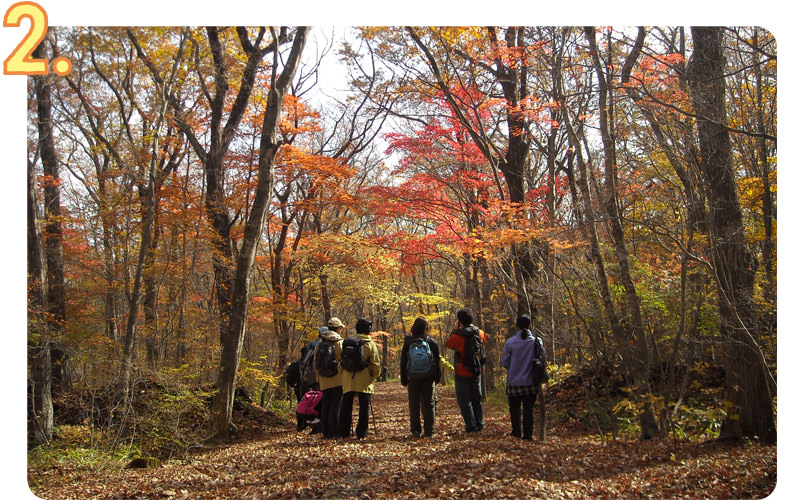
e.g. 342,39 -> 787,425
29,382 -> 777,499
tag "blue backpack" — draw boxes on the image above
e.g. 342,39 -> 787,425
407,338 -> 435,379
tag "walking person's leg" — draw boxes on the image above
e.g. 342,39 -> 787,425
421,379 -> 436,437
471,374 -> 484,431
454,375 -> 476,432
454,375 -> 477,431
508,393 -> 523,438
324,386 -> 343,438
522,392 -> 537,440
339,391 -> 355,437
355,392 -> 372,438
408,379 -> 423,437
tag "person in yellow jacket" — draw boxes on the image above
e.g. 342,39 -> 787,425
314,318 -> 345,438
338,318 -> 381,439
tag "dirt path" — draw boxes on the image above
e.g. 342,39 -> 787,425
28,382 -> 777,499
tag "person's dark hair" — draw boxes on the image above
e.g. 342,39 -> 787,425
355,318 -> 373,334
456,308 -> 473,327
517,314 -> 533,339
410,317 -> 430,338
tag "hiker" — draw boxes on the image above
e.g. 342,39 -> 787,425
296,328 -> 324,431
445,308 -> 488,433
338,318 -> 381,439
501,314 -> 545,440
314,317 -> 345,438
400,316 -> 442,438
284,358 -> 304,429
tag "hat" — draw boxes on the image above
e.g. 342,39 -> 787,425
355,318 -> 373,334
328,317 -> 344,329
318,326 -> 330,335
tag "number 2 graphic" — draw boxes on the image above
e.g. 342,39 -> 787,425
3,1 -> 71,76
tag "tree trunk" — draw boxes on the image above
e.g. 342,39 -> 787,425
34,46 -> 69,389
118,32 -> 189,400
119,146 -> 161,403
210,27 -> 308,441
750,30 -> 776,312
585,26 -> 657,439
687,26 -> 776,443
537,385 -> 547,442
143,197 -> 162,369
320,273 -> 332,321
129,27 -> 286,350
28,154 -> 52,447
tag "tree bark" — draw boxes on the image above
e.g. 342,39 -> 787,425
584,26 -> 657,439
210,27 -> 309,441
28,154 -> 52,447
119,32 -> 189,401
34,44 -> 68,388
749,30 -> 776,310
687,26 -> 776,443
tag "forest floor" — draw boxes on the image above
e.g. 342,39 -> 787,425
28,381 -> 777,500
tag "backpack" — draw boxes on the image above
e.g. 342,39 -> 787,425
458,328 -> 486,376
296,389 -> 322,418
300,342 -> 317,386
407,338 -> 435,379
315,338 -> 339,378
340,336 -> 369,374
529,334 -> 550,386
285,360 -> 302,388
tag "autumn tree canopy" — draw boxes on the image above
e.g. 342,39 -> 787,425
27,26 -> 776,445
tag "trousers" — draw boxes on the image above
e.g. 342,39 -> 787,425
339,391 -> 372,438
454,374 -> 483,431
407,378 -> 437,436
508,391 -> 538,439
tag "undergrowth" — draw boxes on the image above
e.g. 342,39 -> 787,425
30,361 -> 730,473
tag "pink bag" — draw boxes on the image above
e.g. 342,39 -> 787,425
296,389 -> 322,417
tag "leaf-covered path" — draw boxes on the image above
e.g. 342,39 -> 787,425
29,382 -> 776,499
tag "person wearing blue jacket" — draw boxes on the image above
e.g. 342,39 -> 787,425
500,314 -> 546,440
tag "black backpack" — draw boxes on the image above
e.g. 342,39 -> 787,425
285,360 -> 302,388
299,342 -> 317,386
340,336 -> 369,373
529,334 -> 550,385
458,328 -> 486,376
315,338 -> 339,378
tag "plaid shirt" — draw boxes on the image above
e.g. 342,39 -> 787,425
505,380 -> 539,397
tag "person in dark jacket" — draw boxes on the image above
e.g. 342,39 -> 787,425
445,308 -> 487,433
400,316 -> 442,438
295,333 -> 321,431
501,314 -> 546,440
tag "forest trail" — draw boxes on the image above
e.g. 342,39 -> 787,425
28,382 -> 776,499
